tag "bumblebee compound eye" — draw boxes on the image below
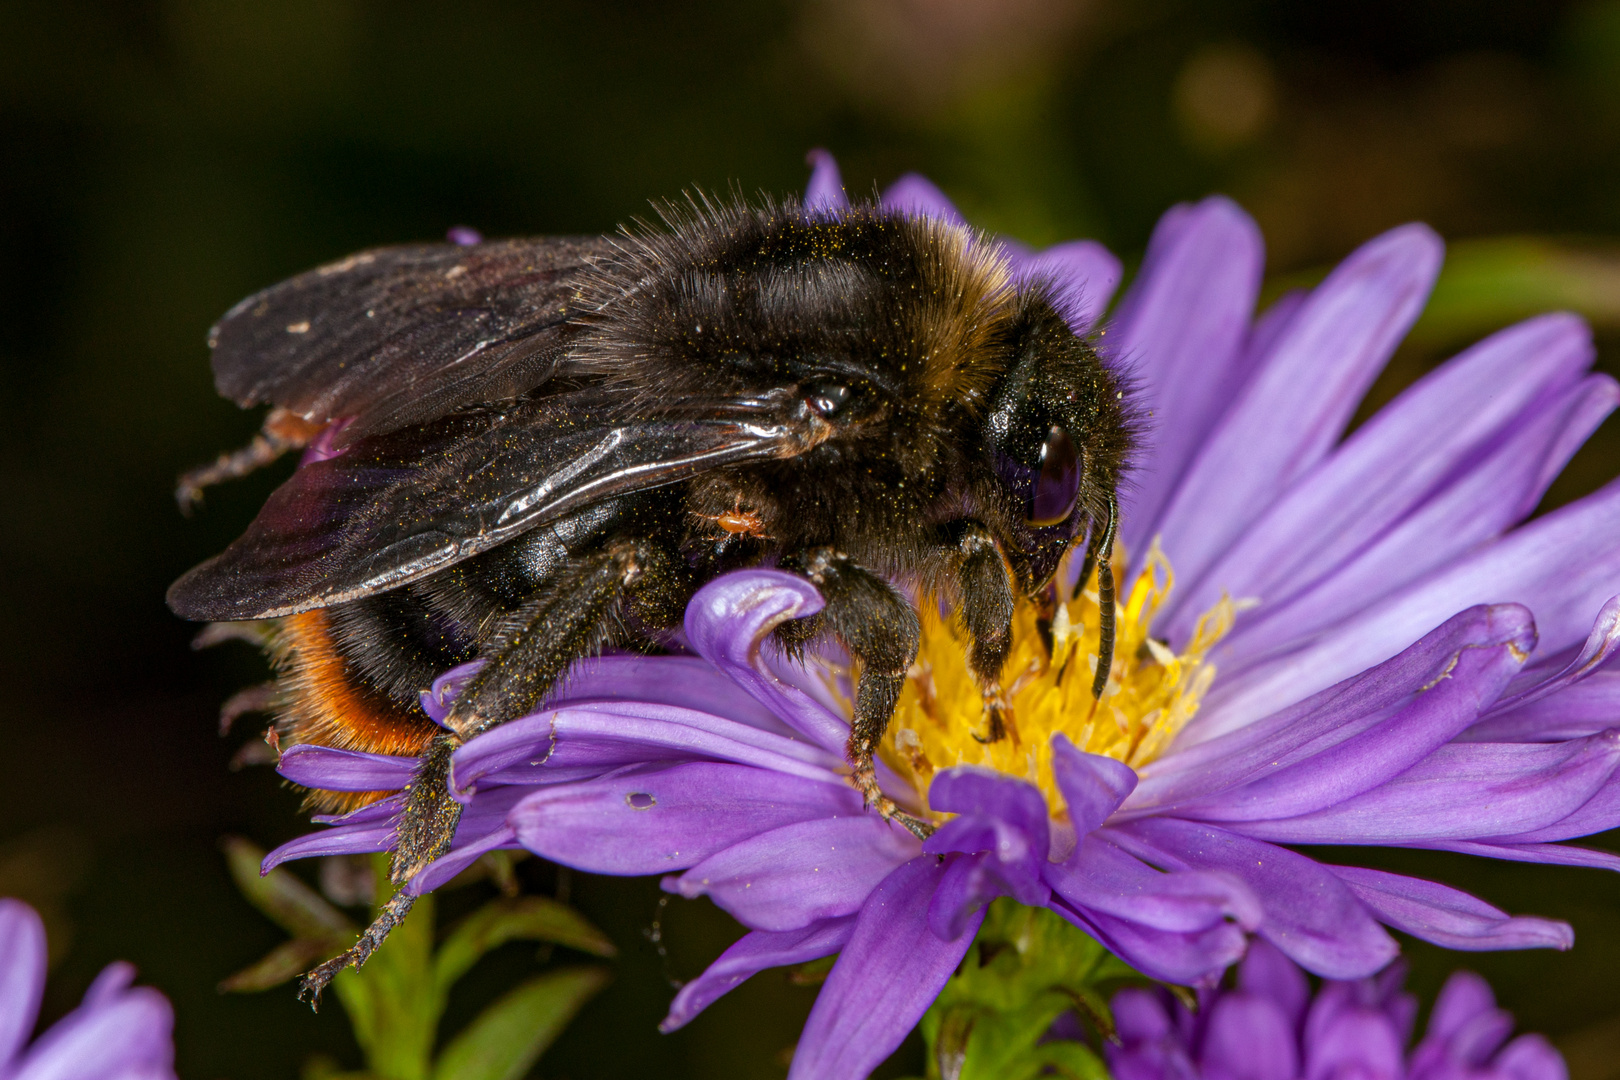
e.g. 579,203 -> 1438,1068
806,383 -> 850,418
1028,425 -> 1080,527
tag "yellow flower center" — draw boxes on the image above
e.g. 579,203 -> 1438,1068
878,544 -> 1233,820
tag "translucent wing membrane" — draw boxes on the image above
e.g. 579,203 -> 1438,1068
209,237 -> 615,443
167,390 -> 824,620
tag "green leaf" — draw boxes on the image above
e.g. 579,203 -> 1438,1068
1409,237 -> 1620,350
1262,236 -> 1620,354
218,937 -> 336,993
432,966 -> 611,1080
1025,1040 -> 1110,1080
221,836 -> 355,941
433,896 -> 615,997
345,862 -> 439,1080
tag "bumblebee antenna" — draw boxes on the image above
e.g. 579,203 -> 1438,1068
1090,492 -> 1119,701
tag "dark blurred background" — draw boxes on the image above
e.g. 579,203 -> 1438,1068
4,1 -> 1620,1077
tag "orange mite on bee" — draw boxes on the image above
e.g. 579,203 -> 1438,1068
698,499 -> 772,540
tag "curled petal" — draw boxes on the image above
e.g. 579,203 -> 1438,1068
684,571 -> 849,754
928,851 -> 1050,941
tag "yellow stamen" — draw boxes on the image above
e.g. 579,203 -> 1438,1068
878,542 -> 1232,821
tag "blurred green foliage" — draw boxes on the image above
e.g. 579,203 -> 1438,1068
223,843 -> 614,1080
3,1 -> 1620,1078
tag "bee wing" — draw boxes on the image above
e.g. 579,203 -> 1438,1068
167,390 -> 819,621
208,237 -> 616,444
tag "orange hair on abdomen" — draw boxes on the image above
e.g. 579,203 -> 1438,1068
270,608 -> 439,813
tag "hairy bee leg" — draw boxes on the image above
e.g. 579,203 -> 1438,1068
947,521 -> 1016,744
175,406 -> 327,514
298,538 -> 682,1007
780,547 -> 930,840
1090,493 -> 1119,701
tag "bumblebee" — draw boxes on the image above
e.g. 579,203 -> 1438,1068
169,195 -> 1134,1000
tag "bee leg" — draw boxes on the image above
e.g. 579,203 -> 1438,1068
780,547 -> 930,840
298,537 -> 681,1006
946,521 -> 1016,744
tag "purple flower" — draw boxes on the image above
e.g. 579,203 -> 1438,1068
266,155 -> 1620,1079
1108,938 -> 1566,1080
0,899 -> 178,1080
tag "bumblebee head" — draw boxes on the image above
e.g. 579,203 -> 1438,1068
983,293 -> 1135,592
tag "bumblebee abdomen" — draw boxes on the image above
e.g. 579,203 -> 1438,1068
271,607 -> 445,813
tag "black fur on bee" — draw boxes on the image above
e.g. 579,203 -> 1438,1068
169,194 -> 1137,1004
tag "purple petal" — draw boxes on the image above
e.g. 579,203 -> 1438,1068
1490,1034 -> 1569,1080
1302,1006 -> 1404,1080
556,653 -> 795,732
1209,478 -> 1620,732
13,990 -> 175,1080
1328,865 -> 1573,951
1111,987 -> 1174,1043
1012,240 -> 1122,333
665,815 -> 919,932
1044,835 -> 1259,932
1053,898 -> 1248,985
1051,737 -> 1138,833
1427,970 -> 1499,1044
1471,595 -> 1620,740
878,174 -> 965,224
1106,819 -> 1397,978
446,226 -> 481,246
1129,604 -> 1535,815
508,760 -> 860,875
1238,937 -> 1311,1030
925,767 -> 1051,861
922,770 -> 1054,930
1231,730 -> 1620,844
787,856 -> 979,1080
1200,992 -> 1298,1080
803,149 -> 849,214
684,571 -> 849,755
408,825 -> 518,894
927,851 -> 1045,940
661,918 -> 854,1033
262,820 -> 396,871
79,963 -> 136,1011
1153,223 -> 1442,594
451,700 -> 845,793
0,899 -> 46,1064
1474,766 -> 1620,843
1181,619 -> 1529,827
1107,197 -> 1264,554
1206,371 -> 1619,677
277,744 -> 414,793
1414,839 -> 1620,871
1166,313 -> 1603,647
